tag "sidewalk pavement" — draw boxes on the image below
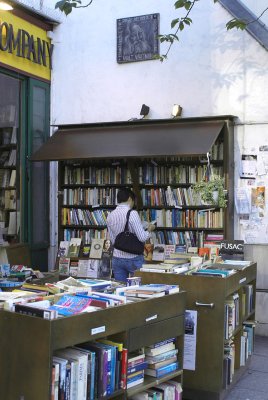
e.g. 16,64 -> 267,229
224,335 -> 268,400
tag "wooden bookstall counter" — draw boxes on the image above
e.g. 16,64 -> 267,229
0,290 -> 186,400
135,262 -> 257,400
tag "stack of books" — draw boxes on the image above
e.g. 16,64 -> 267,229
127,352 -> 147,388
116,284 -> 180,299
144,338 -> 179,378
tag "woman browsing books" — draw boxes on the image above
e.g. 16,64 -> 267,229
107,188 -> 155,282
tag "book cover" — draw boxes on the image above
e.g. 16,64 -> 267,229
58,241 -> 70,257
69,260 -> 79,277
58,257 -> 70,276
144,243 -> 154,262
67,238 -> 82,258
89,238 -> 105,259
49,294 -> 93,316
80,244 -> 91,257
77,259 -> 91,277
152,244 -> 166,262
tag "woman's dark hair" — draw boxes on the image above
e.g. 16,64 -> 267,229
117,188 -> 136,203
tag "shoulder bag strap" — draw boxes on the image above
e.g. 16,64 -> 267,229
124,209 -> 132,232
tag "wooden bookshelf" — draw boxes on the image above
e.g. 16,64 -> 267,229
57,120 -> 234,248
0,291 -> 186,400
135,262 -> 257,400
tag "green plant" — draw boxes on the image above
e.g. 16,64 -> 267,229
192,176 -> 227,208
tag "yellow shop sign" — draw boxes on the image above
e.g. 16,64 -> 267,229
0,11 -> 53,80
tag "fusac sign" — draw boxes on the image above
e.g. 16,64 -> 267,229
219,240 -> 244,260
0,21 -> 53,69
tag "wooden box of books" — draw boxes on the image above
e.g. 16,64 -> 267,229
0,291 -> 186,400
135,262 -> 257,400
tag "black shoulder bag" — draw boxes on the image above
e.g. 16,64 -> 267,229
114,210 -> 144,255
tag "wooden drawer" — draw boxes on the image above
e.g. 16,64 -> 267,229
128,314 -> 185,352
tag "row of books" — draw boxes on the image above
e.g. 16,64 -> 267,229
63,187 -> 120,206
0,189 -> 16,210
50,337 -> 182,400
0,126 -> 17,145
0,149 -> 16,166
64,165 -> 132,185
63,228 -> 107,243
62,208 -> 109,226
62,164 -> 224,186
139,209 -> 224,229
138,164 -> 223,185
58,238 -> 112,259
58,257 -> 111,279
0,169 -> 16,188
116,284 -> 180,299
51,339 -> 128,400
129,380 -> 182,400
224,292 -> 240,339
140,186 -> 199,207
223,321 -> 255,389
151,230 -> 210,247
62,184 -> 227,208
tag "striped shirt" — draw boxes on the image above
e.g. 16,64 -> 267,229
106,204 -> 150,259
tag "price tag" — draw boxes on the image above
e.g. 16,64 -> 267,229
91,326 -> 106,335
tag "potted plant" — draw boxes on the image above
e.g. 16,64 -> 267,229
192,176 -> 228,207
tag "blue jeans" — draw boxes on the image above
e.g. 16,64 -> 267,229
112,255 -> 144,282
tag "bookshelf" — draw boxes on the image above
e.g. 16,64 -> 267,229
0,124 -> 19,243
57,119 -> 234,249
135,262 -> 257,400
0,291 -> 186,400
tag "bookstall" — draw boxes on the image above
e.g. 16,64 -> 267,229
0,288 -> 186,400
31,115 -> 235,275
135,261 -> 257,400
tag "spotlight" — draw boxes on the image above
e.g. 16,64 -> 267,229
140,104 -> 150,118
0,1 -> 13,10
172,104 -> 183,118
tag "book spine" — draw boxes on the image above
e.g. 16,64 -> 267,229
127,361 -> 148,375
148,338 -> 175,349
156,361 -> 179,378
121,348 -> 128,390
127,355 -> 145,367
14,304 -> 56,320
90,352 -> 95,400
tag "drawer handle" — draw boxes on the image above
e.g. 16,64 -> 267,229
195,301 -> 215,308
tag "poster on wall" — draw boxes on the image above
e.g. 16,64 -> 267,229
183,310 -> 198,371
240,154 -> 257,179
251,186 -> 265,217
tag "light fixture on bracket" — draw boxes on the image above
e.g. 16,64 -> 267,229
140,104 -> 150,119
0,1 -> 13,10
172,104 -> 183,118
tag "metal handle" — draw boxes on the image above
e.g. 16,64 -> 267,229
195,301 -> 215,308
